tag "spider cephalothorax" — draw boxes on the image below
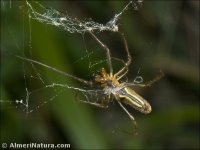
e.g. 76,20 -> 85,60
94,68 -> 120,87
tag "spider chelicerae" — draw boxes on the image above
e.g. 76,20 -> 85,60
18,31 -> 164,132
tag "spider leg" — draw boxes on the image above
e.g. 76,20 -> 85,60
133,70 -> 164,87
79,100 -> 109,108
16,55 -> 92,86
114,32 -> 132,79
79,94 -> 110,109
116,99 -> 138,134
117,69 -> 128,80
88,31 -> 113,76
112,57 -> 128,80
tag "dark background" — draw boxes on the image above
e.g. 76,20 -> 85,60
1,0 -> 199,149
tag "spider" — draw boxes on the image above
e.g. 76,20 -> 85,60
17,31 -> 164,133
79,31 -> 164,131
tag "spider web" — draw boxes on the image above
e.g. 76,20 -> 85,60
26,0 -> 142,33
1,0 -> 143,115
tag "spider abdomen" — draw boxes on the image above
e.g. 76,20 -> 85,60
116,87 -> 152,114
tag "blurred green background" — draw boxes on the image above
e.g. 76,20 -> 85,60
1,0 -> 199,149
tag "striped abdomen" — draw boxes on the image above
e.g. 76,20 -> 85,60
116,87 -> 152,114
